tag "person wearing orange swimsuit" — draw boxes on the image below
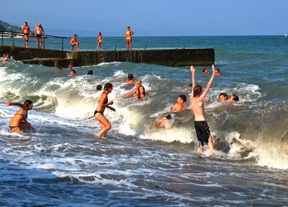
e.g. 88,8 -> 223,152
125,26 -> 134,50
21,22 -> 31,48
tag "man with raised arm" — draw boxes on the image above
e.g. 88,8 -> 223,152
190,64 -> 216,156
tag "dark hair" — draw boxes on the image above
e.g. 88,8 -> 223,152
96,85 -> 102,91
219,93 -> 228,100
104,83 -> 113,90
231,94 -> 239,101
193,85 -> 202,97
71,69 -> 76,74
87,70 -> 93,75
179,95 -> 187,102
127,73 -> 134,80
140,86 -> 146,95
24,100 -> 33,108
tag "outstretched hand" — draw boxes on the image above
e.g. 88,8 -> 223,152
190,65 -> 195,73
211,64 -> 215,73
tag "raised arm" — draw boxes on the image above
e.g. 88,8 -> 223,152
123,88 -> 136,98
190,65 -> 196,98
6,101 -> 25,109
200,64 -> 215,99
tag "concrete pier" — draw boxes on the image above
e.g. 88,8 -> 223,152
0,45 -> 214,67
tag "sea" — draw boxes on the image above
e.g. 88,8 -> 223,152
0,35 -> 288,207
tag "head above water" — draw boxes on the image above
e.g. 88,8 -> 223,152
178,95 -> 187,102
96,85 -> 102,91
127,73 -> 134,80
230,94 -> 239,102
219,93 -> 228,102
104,83 -> 113,91
135,80 -> 142,87
24,100 -> 33,109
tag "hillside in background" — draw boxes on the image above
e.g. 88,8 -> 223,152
0,20 -> 21,32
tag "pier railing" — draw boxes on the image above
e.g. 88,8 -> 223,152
0,31 -> 67,51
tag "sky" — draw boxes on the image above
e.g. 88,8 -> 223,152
1,0 -> 288,37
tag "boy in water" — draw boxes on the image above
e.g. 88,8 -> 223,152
156,95 -> 187,128
190,64 -> 216,156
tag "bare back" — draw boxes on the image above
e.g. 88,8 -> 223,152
191,96 -> 206,121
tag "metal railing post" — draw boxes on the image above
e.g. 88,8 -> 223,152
12,32 -> 15,46
0,31 -> 67,50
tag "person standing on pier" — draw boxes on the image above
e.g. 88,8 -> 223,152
70,34 -> 80,50
125,26 -> 134,50
34,23 -> 46,49
21,22 -> 31,48
96,32 -> 103,50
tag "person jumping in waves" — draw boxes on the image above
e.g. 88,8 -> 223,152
94,83 -> 115,139
6,100 -> 35,133
190,64 -> 216,156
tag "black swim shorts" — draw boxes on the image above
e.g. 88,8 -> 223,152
194,121 -> 210,146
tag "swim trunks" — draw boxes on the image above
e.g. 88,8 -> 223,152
165,113 -> 177,120
194,121 -> 210,146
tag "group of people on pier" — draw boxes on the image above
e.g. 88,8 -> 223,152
20,21 -> 134,51
21,22 -> 46,49
70,26 -> 134,51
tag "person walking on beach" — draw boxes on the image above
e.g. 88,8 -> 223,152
21,21 -> 31,48
70,34 -> 80,50
6,100 -> 35,133
34,23 -> 46,49
94,83 -> 115,139
190,64 -> 216,156
96,32 -> 103,50
125,26 -> 134,50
